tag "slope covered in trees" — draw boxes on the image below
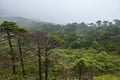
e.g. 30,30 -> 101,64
0,19 -> 120,80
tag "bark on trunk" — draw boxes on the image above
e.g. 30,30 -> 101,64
45,52 -> 48,80
90,71 -> 94,80
79,63 -> 82,80
37,39 -> 42,80
18,39 -> 25,76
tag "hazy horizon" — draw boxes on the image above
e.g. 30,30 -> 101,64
0,0 -> 120,24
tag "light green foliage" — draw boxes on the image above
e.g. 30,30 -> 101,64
49,48 -> 120,79
93,75 -> 120,80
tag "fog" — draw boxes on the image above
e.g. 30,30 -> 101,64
0,0 -> 120,24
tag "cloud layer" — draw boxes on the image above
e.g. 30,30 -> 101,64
0,0 -> 120,24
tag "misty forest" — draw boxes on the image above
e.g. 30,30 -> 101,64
0,17 -> 120,80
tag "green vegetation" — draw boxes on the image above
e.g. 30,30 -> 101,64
0,18 -> 120,80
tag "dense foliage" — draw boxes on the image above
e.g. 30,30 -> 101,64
0,19 -> 120,80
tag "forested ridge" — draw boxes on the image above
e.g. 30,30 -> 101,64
0,17 -> 120,80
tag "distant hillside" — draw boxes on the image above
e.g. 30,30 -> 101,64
0,17 -> 50,30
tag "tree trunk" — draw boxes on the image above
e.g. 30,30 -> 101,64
90,71 -> 94,80
37,39 -> 42,80
79,64 -> 82,80
63,70 -> 69,80
45,52 -> 48,80
6,30 -> 16,75
18,39 -> 25,76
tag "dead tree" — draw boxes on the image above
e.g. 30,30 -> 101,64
33,31 -> 60,80
33,32 -> 47,80
21,32 -> 60,80
40,37 -> 59,80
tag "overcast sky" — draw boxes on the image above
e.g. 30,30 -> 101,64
0,0 -> 120,24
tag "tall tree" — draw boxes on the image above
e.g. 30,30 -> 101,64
103,21 -> 108,27
113,19 -> 120,26
0,21 -> 18,74
0,21 -> 27,75
96,20 -> 102,27
16,28 -> 28,76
